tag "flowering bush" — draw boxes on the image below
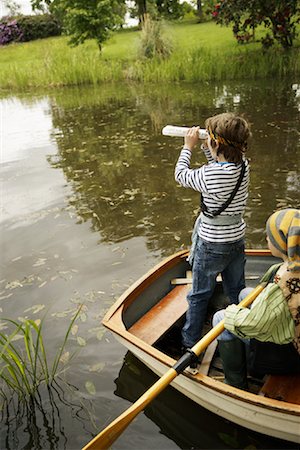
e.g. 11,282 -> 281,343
210,0 -> 300,49
0,19 -> 23,45
0,14 -> 61,46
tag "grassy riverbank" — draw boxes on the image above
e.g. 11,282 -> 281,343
1,19 -> 299,91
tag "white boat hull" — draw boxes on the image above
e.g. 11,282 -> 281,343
115,334 -> 300,444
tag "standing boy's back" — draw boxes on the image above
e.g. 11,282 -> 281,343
174,112 -> 251,361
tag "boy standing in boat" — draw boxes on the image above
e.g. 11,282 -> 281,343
175,112 -> 251,361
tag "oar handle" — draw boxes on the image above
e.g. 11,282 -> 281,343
82,282 -> 266,450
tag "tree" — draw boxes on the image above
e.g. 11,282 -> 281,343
3,0 -> 21,16
155,0 -> 185,19
31,0 -> 126,51
211,0 -> 300,49
196,0 -> 203,21
129,0 -> 186,24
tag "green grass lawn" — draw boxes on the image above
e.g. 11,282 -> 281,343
0,19 -> 299,91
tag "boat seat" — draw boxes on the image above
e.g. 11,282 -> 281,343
259,374 -> 300,405
128,285 -> 189,345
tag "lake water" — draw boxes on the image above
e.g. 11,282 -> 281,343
1,79 -> 299,450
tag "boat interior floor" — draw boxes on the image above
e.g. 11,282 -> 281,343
154,316 -> 266,396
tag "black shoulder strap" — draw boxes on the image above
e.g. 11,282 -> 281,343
201,160 -> 246,218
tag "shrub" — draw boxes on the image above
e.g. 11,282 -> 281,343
17,14 -> 62,42
0,19 -> 23,45
0,14 -> 61,45
139,14 -> 173,59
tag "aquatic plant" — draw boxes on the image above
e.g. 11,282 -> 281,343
0,306 -> 82,400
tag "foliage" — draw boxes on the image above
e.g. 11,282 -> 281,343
0,14 -> 61,45
3,0 -> 21,16
0,307 -> 81,399
155,0 -> 186,20
129,0 -> 188,23
0,21 -> 299,89
31,0 -> 126,51
211,0 -> 300,49
139,14 -> 173,59
0,18 -> 23,45
17,14 -> 61,41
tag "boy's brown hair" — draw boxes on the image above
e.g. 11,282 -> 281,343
205,112 -> 251,164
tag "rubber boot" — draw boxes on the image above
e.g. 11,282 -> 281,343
218,338 -> 248,390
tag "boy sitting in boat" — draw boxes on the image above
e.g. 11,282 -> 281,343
174,113 -> 251,365
212,208 -> 300,389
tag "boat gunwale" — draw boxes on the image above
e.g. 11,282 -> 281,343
103,248 -> 300,417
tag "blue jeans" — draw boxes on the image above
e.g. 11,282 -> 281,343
182,237 -> 246,348
212,287 -> 254,341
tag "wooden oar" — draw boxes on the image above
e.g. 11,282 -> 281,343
82,283 -> 266,450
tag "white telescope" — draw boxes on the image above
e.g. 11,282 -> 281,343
162,125 -> 208,140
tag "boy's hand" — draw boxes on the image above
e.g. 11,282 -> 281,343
184,126 -> 199,151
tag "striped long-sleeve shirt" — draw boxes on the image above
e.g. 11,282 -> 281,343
224,283 -> 295,344
175,146 -> 250,243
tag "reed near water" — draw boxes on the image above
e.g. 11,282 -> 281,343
0,307 -> 81,401
0,20 -> 299,91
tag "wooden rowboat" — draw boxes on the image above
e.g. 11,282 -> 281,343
103,249 -> 300,444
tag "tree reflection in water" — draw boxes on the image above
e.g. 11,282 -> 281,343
47,80 -> 300,257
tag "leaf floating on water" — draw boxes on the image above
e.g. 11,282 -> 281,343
33,258 -> 47,267
52,308 -> 74,318
0,293 -> 13,301
71,324 -> 78,336
89,362 -> 105,373
11,334 -> 24,342
77,336 -> 86,346
174,235 -> 180,241
85,381 -> 96,395
5,280 -> 23,290
80,312 -> 87,322
60,351 -> 70,364
96,329 -> 106,341
0,321 -> 7,331
12,256 -> 22,262
24,304 -> 45,314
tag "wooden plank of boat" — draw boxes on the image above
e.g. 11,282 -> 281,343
260,374 -> 300,404
102,249 -> 300,444
171,274 -> 260,285
128,284 -> 188,345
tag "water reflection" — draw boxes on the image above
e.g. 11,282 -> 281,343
0,380 -> 95,450
47,80 -> 300,256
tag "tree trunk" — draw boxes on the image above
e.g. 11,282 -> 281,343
137,0 -> 147,27
197,0 -> 203,22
